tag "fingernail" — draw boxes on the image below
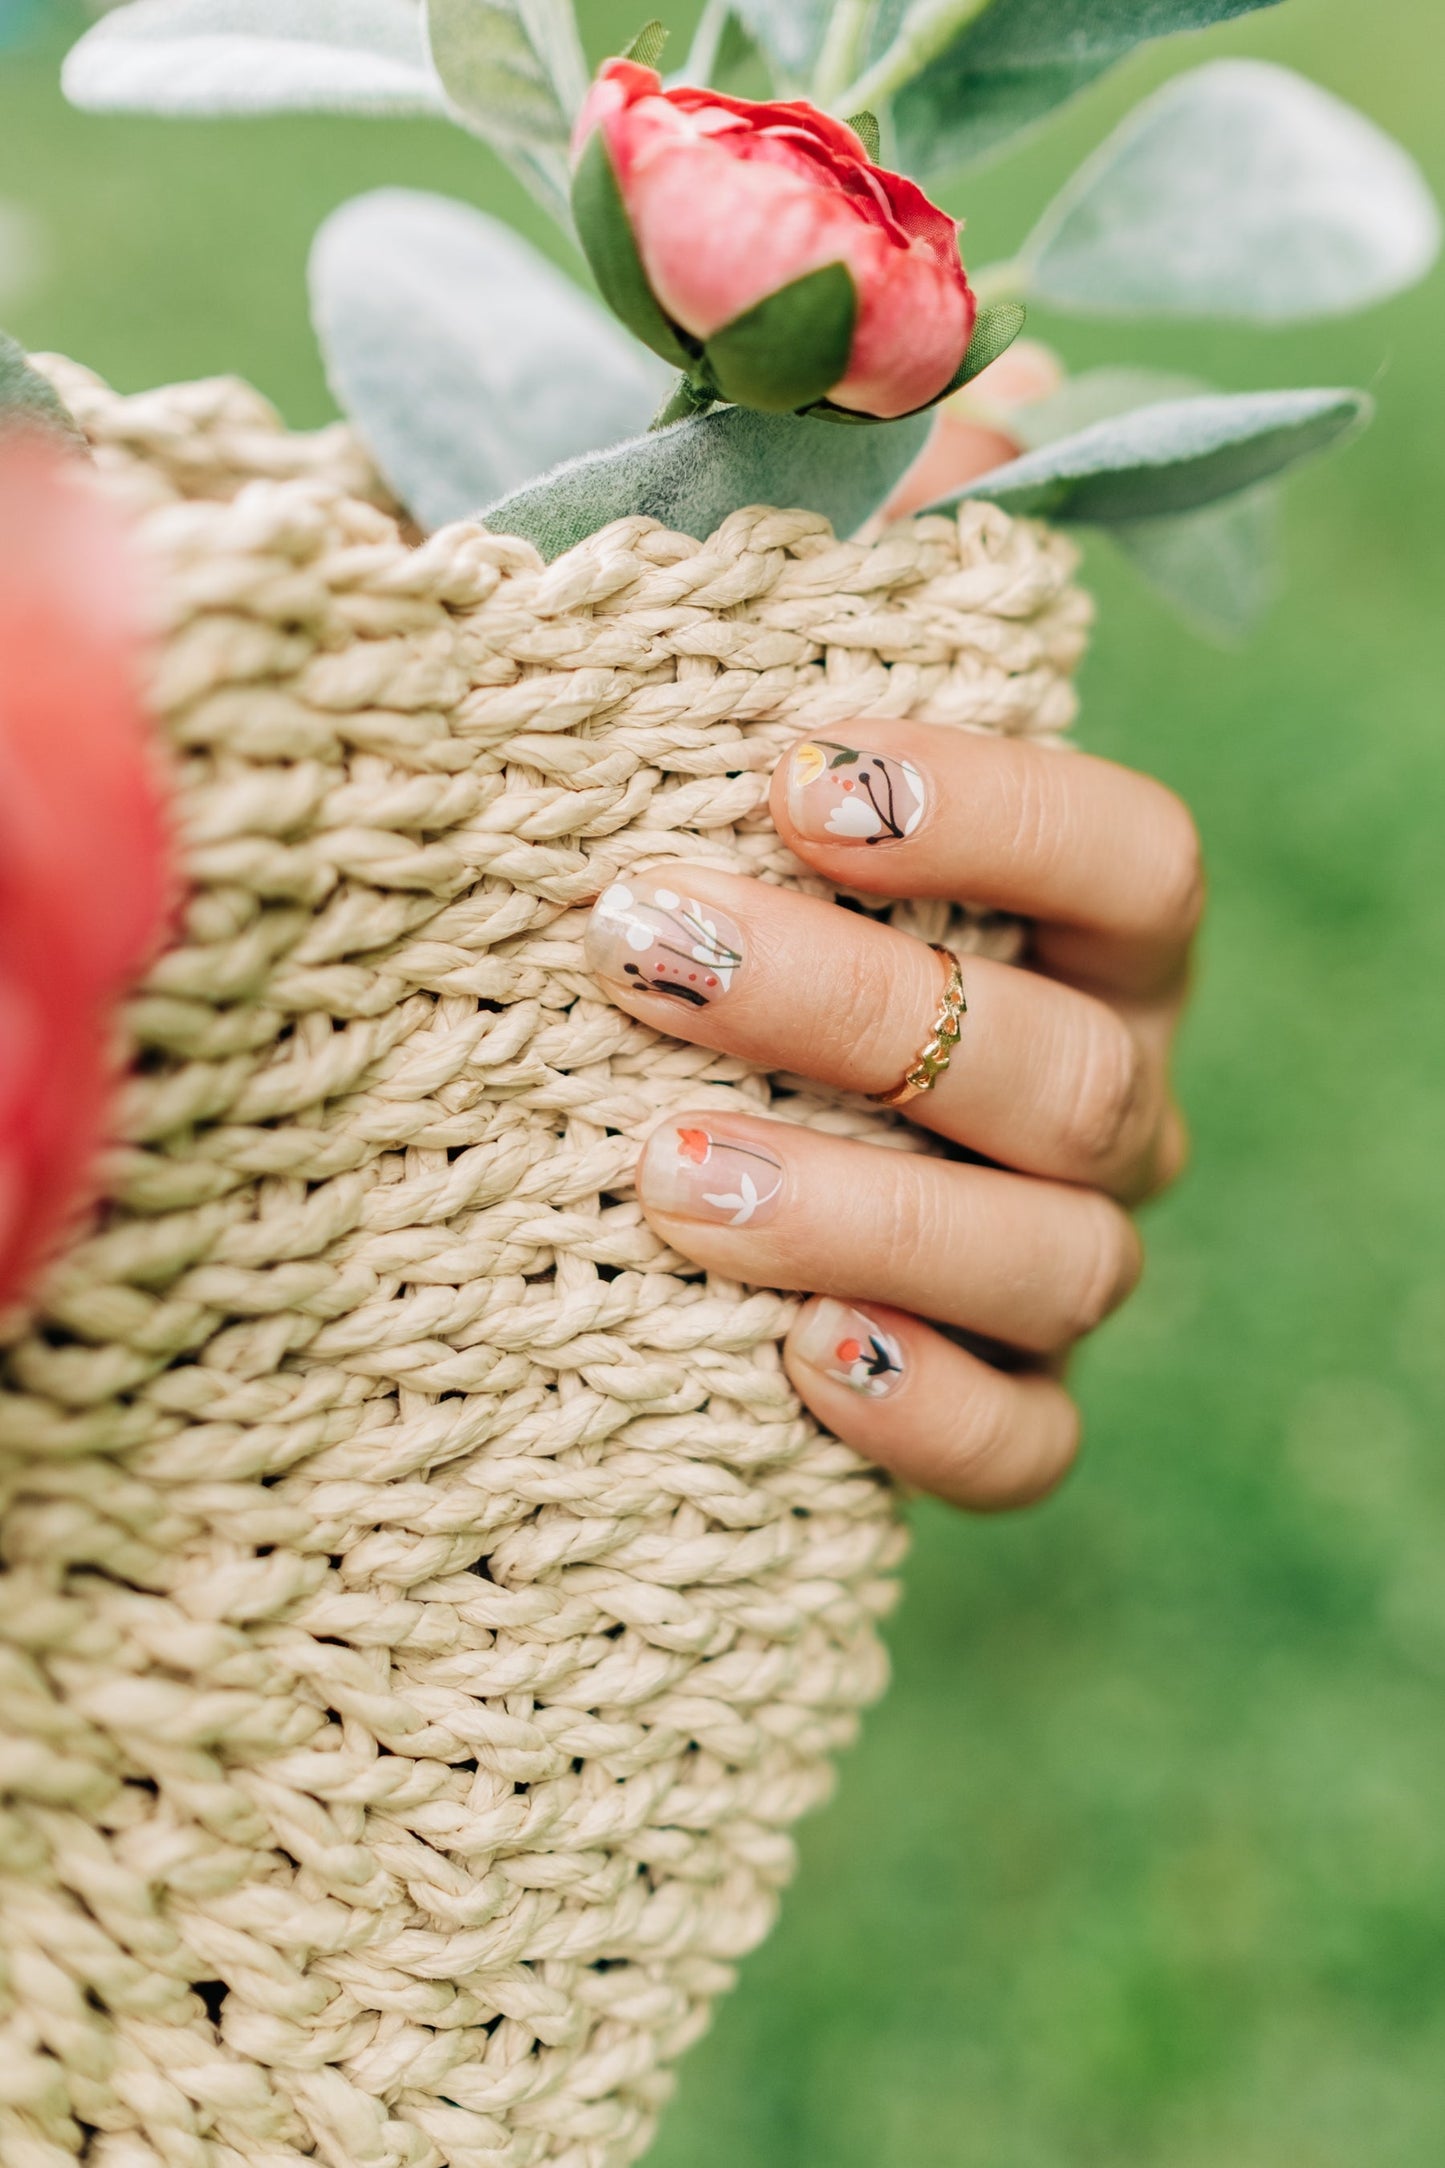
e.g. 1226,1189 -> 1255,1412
784,738 -> 928,848
793,1299 -> 907,1399
640,1122 -> 786,1228
586,877 -> 745,1007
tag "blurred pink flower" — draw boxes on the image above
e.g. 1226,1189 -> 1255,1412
0,442 -> 172,1311
574,60 -> 976,419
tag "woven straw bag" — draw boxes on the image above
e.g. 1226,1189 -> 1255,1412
0,358 -> 1090,2168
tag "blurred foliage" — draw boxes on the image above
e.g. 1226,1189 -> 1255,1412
3,2 -> 1444,2161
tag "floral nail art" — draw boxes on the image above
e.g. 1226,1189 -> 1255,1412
795,1300 -> 907,1398
586,879 -> 744,1006
641,1123 -> 785,1227
786,739 -> 927,847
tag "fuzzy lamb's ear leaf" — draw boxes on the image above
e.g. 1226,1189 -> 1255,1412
933,387 -> 1371,523
1012,364 -> 1207,448
1003,364 -> 1285,639
1110,488 -> 1282,643
860,0 -> 1284,181
310,189 -> 669,533
0,331 -> 85,450
425,0 -> 587,228
482,405 -> 932,561
1022,61 -> 1441,321
703,264 -> 857,413
62,0 -> 443,117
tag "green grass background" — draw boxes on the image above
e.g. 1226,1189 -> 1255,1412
4,3 -> 1443,2161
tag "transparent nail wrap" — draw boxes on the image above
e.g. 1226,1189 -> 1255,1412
786,738 -> 930,846
640,1120 -> 786,1226
586,878 -> 745,1005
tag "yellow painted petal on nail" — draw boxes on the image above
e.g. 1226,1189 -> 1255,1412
792,742 -> 827,788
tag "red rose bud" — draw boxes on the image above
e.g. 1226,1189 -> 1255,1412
572,60 -> 977,422
0,442 -> 173,1312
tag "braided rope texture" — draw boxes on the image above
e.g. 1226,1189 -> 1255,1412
0,360 -> 1091,2168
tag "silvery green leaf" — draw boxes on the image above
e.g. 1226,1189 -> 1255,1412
310,189 -> 669,533
1022,61 -> 1441,321
425,0 -> 581,142
483,404 -> 931,561
1013,365 -> 1207,449
425,0 -> 586,228
1110,487 -> 1281,642
1004,365 -> 1283,639
937,387 -> 1370,522
731,0 -> 831,89
851,0 -> 1283,181
62,0 -> 443,117
0,330 -> 85,449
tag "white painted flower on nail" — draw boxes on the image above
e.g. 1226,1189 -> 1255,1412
703,1171 -> 764,1225
826,793 -> 884,839
596,882 -> 633,919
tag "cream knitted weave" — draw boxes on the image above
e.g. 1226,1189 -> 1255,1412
0,361 -> 1090,2168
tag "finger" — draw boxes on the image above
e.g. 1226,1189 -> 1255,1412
585,867 -> 1169,1198
636,1113 -> 1141,1356
785,1298 -> 1081,1512
770,723 -> 1204,997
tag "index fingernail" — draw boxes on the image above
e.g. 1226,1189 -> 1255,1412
784,739 -> 929,849
586,877 -> 745,1007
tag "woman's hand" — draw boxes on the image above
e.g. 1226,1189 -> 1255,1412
584,723 -> 1202,1512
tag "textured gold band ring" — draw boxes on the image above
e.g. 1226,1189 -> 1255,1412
871,943 -> 968,1110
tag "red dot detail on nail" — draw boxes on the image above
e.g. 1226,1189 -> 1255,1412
836,1339 -> 862,1365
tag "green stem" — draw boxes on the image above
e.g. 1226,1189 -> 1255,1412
650,376 -> 716,430
836,0 -> 993,114
681,0 -> 732,85
813,0 -> 877,106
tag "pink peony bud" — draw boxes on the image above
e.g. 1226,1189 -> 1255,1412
572,60 -> 977,421
0,442 -> 173,1311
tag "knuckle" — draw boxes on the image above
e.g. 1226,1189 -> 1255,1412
1064,1196 -> 1143,1339
875,1154 -> 954,1283
1061,1009 -> 1149,1175
826,932 -> 918,1089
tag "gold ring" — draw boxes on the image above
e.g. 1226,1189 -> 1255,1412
871,943 -> 968,1109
